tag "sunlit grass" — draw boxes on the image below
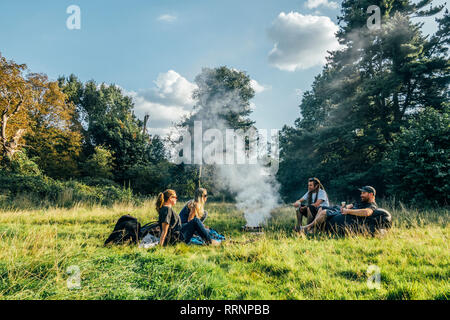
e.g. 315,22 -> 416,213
0,200 -> 448,300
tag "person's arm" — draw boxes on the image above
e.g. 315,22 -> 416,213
293,198 -> 305,207
342,208 -> 374,217
293,192 -> 308,207
312,199 -> 324,208
187,206 -> 196,222
159,222 -> 170,246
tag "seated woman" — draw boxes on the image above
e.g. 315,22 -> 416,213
292,177 -> 330,231
157,189 -> 220,246
179,188 -> 209,225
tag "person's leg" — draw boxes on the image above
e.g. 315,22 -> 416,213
295,206 -> 306,230
306,205 -> 318,224
295,207 -> 302,229
181,217 -> 212,244
301,208 -> 327,232
325,214 -> 348,235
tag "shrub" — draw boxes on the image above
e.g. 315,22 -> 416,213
382,106 -> 450,206
81,146 -> 115,179
0,172 -> 137,208
9,151 -> 42,176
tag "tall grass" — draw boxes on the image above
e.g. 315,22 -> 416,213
0,199 -> 448,300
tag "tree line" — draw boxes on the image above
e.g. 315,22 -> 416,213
0,0 -> 448,206
278,0 -> 449,206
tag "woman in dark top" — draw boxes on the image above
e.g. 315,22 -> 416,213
156,189 -> 219,246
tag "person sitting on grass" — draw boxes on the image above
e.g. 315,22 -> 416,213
157,189 -> 220,247
298,186 -> 378,234
292,177 -> 330,231
179,188 -> 209,225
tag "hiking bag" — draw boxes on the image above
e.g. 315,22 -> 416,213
140,221 -> 161,238
366,208 -> 392,233
104,215 -> 142,245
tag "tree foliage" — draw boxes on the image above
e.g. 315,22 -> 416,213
278,1 -> 449,203
383,105 -> 450,205
0,55 -> 82,176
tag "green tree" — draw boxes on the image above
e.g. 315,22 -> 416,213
25,74 -> 82,179
9,150 -> 42,176
175,66 -> 256,193
58,76 -> 152,181
82,146 -> 115,179
181,66 -> 255,131
383,105 -> 450,205
278,1 -> 449,202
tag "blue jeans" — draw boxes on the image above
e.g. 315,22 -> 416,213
181,217 -> 211,244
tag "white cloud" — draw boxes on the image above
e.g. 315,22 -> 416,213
157,14 -> 177,22
305,0 -> 339,9
124,72 -> 268,137
125,70 -> 197,137
267,12 -> 342,71
140,70 -> 197,107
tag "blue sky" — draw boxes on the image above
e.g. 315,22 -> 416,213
0,0 -> 446,136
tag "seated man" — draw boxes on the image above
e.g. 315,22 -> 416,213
299,186 -> 383,234
293,177 -> 330,231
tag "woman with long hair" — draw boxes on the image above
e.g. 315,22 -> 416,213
179,188 -> 208,224
156,189 -> 219,246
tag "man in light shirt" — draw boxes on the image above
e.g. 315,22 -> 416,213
293,177 -> 330,231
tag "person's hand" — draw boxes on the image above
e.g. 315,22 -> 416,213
293,201 -> 300,208
341,208 -> 349,215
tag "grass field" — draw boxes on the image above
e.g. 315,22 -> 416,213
0,200 -> 448,300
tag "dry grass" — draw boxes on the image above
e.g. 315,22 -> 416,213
0,200 -> 448,300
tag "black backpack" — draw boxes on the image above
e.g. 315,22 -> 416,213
104,215 -> 161,246
140,221 -> 161,238
366,208 -> 392,233
104,215 -> 142,245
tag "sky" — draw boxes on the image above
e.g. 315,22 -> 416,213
0,0 -> 447,136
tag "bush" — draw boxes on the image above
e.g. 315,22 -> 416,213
382,106 -> 450,206
122,162 -> 172,196
81,146 -> 114,179
78,176 -> 120,188
0,172 -> 136,208
9,151 -> 42,176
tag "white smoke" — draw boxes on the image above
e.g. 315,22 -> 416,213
217,163 -> 280,227
187,69 -> 280,227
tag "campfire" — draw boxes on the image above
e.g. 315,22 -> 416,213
241,225 -> 264,232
